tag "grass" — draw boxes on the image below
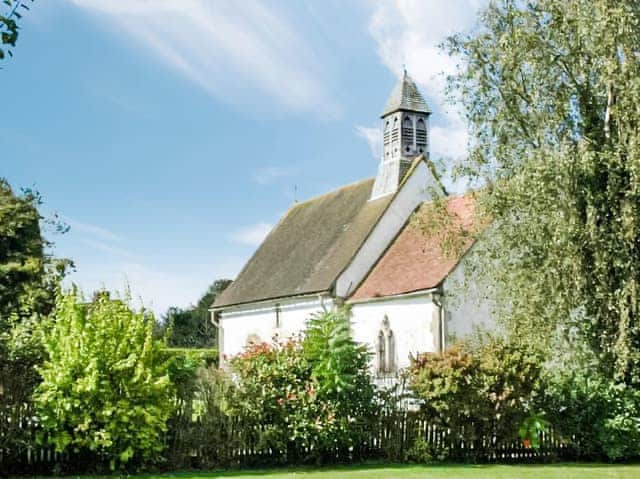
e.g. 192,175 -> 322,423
63,463 -> 640,479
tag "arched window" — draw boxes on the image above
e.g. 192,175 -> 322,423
383,120 -> 391,147
377,316 -> 396,376
391,116 -> 400,144
402,116 -> 414,151
416,118 -> 427,153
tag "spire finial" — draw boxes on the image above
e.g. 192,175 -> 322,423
402,64 -> 407,77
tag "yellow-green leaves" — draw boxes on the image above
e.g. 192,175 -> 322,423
34,290 -> 173,471
447,0 -> 640,385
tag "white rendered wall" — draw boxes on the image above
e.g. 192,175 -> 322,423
442,253 -> 495,344
336,160 -> 441,298
217,296 -> 333,359
349,294 -> 437,371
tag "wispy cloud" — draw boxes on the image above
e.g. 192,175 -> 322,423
69,0 -> 339,116
77,238 -> 135,258
251,166 -> 293,185
59,214 -> 244,314
62,215 -> 124,243
356,125 -> 382,160
231,222 -> 273,246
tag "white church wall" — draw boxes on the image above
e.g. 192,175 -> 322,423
335,160 -> 441,298
349,293 -> 438,371
442,252 -> 495,345
218,295 -> 333,359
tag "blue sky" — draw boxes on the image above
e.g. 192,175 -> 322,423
3,0 -> 485,315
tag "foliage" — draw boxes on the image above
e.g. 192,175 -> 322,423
230,338 -> 318,463
0,0 -> 33,61
303,307 -> 375,414
0,179 -> 69,326
540,368 -> 640,460
0,179 -> 70,472
160,279 -> 231,347
447,0 -> 640,384
229,307 -> 374,464
409,337 -> 543,458
403,433 -> 450,464
159,347 -> 218,370
518,412 -> 550,450
164,365 -> 238,469
34,290 -> 173,471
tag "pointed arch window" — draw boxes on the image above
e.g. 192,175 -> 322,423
416,118 -> 427,153
391,116 -> 400,143
376,315 -> 396,376
402,116 -> 414,150
383,120 -> 391,147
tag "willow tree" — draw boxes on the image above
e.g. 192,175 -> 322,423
448,0 -> 640,384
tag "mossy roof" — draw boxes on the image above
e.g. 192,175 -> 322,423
214,178 -> 393,308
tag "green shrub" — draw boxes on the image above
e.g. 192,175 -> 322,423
228,307 -> 375,464
404,437 -> 434,464
165,365 -> 237,469
541,369 -> 640,460
160,347 -> 219,368
34,290 -> 173,471
303,307 -> 376,454
409,337 -> 542,459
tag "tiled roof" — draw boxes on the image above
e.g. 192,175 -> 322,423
381,70 -> 431,117
213,179 -> 393,308
350,195 -> 475,301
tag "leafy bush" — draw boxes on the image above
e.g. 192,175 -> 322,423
165,365 -> 237,469
0,316 -> 47,474
409,337 -> 542,459
34,290 -> 173,471
230,338 -> 322,463
404,437 -> 434,464
229,307 -> 374,464
303,308 -> 376,452
541,369 -> 640,460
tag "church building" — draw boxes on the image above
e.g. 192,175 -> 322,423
212,72 -> 493,376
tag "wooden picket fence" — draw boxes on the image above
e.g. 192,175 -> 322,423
1,404 -> 571,473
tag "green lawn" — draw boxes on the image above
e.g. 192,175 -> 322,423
128,464 -> 640,479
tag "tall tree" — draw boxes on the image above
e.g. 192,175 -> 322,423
162,279 -> 232,348
0,178 -> 69,462
447,0 -> 640,384
0,178 -> 69,328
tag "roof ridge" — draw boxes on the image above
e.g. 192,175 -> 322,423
287,177 -> 375,210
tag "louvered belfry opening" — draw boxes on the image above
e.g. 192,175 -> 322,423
371,69 -> 431,200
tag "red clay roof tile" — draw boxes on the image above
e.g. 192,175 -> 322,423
350,195 -> 475,301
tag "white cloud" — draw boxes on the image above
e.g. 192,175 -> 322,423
62,215 -> 124,243
430,116 -> 469,160
69,0 -> 339,116
366,0 -> 488,165
63,258 -> 242,317
252,166 -> 293,185
58,215 -> 245,315
231,222 -> 273,246
356,125 -> 382,160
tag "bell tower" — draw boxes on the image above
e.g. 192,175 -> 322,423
371,70 -> 431,200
